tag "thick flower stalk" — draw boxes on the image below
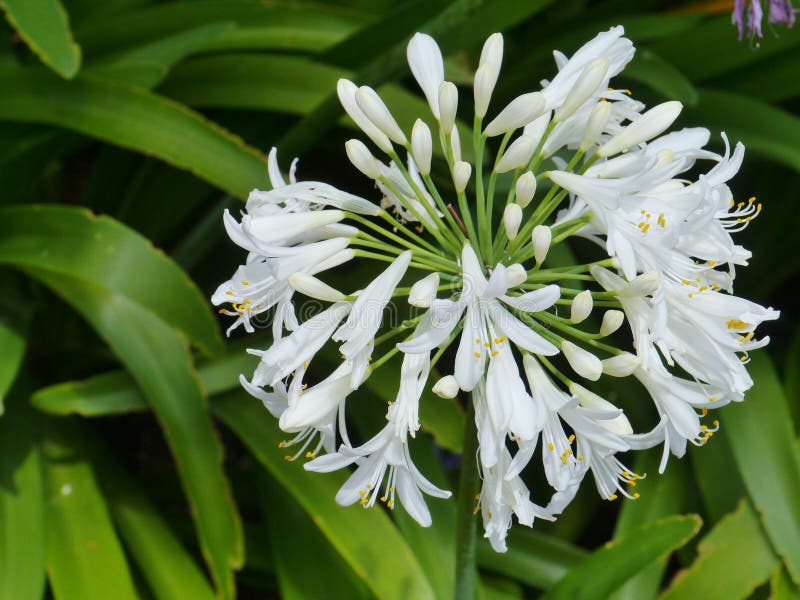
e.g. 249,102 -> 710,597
214,26 -> 778,552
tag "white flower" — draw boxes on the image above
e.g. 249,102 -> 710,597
216,26 -> 775,542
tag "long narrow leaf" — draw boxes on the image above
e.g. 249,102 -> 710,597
0,66 -> 268,200
661,501 -> 777,599
42,419 -> 138,599
0,0 -> 81,78
720,353 -> 800,583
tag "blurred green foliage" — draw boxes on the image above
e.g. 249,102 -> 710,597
0,0 -> 798,598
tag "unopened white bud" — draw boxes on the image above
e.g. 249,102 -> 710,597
356,86 -> 407,145
598,101 -> 683,157
438,81 -> 458,133
474,33 -> 503,118
450,125 -> 462,163
408,273 -> 439,308
345,139 -> 381,179
599,310 -> 625,336
503,204 -> 522,240
601,353 -> 640,377
411,119 -> 433,176
337,79 -> 392,153
562,341 -> 602,381
619,271 -> 660,298
432,375 -> 460,399
495,134 -> 537,173
288,273 -> 345,302
570,290 -> 593,324
514,171 -> 537,207
580,100 -> 611,152
453,161 -> 471,193
474,65 -> 494,120
531,224 -> 551,265
506,263 -> 527,287
484,92 -> 545,137
569,382 -> 633,435
555,58 -> 609,122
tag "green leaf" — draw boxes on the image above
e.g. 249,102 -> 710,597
713,49 -> 800,103
611,451 -> 689,600
0,397 -> 45,600
256,471 -> 370,600
0,65 -> 268,200
0,0 -> 81,78
660,500 -> 777,599
0,205 -> 220,355
689,89 -> 800,174
26,267 -> 243,598
88,23 -> 237,88
771,567 -> 800,599
690,428 -> 747,524
0,316 -> 27,415
94,443 -> 217,600
720,352 -> 800,583
541,515 -> 702,600
213,390 -> 437,600
32,336 -> 260,416
478,528 -> 586,591
784,327 -> 800,431
621,49 -> 698,106
42,419 -> 138,599
74,0 -> 370,56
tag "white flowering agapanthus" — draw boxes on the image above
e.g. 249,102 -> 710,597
215,26 -> 778,551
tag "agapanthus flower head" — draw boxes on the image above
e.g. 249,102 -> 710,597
215,26 -> 778,551
733,0 -> 797,40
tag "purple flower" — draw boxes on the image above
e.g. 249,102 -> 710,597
732,0 -> 797,40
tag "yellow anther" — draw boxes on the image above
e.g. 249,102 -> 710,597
727,319 -> 749,329
700,425 -> 708,431
218,309 -> 227,314
577,455 -> 584,461
283,455 -> 292,461
699,286 -> 708,292
682,279 -> 691,285
548,442 -> 555,451
610,494 -> 618,500
708,261 -> 717,267
749,196 -> 756,203
484,342 -> 490,348
701,408 -> 708,416
380,496 -> 386,502
568,434 -> 576,443
303,361 -> 308,369
709,396 -> 718,402
622,470 -> 630,477
358,490 -> 366,498
633,492 -> 641,499
278,441 -> 285,448
491,351 -> 499,356
713,420 -> 719,426
241,280 -> 250,285
475,338 -> 481,344
740,355 -> 748,362
225,290 -> 233,296
474,352 -> 481,358
628,480 -> 637,487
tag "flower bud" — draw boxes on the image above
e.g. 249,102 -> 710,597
407,33 -> 444,118
345,139 -> 381,179
432,375 -> 460,398
408,273 -> 439,308
474,33 -> 503,118
484,92 -> 545,137
288,273 -> 345,302
599,310 -> 625,336
438,81 -> 458,133
514,171 -> 537,207
601,353 -> 640,377
450,125 -> 462,163
562,341 -> 602,381
411,119 -> 433,176
495,134 -> 537,173
453,161 -> 472,193
569,382 -> 633,435
337,79 -> 393,153
570,290 -> 593,323
598,101 -> 683,157
555,58 -> 609,122
579,100 -> 610,152
531,224 -> 551,265
506,263 -> 527,287
356,86 -> 407,145
503,204 -> 522,240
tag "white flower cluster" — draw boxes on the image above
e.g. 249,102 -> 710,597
214,26 -> 778,551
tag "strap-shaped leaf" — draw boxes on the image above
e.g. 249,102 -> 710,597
720,353 -> 800,583
541,515 -> 701,600
0,398 -> 45,600
621,49 -> 698,106
0,205 -> 221,355
42,419 -> 138,599
661,500 -> 777,599
0,66 -> 267,200
27,267 -> 243,598
213,390 -> 436,600
0,0 -> 81,78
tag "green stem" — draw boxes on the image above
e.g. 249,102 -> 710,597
454,398 -> 480,600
